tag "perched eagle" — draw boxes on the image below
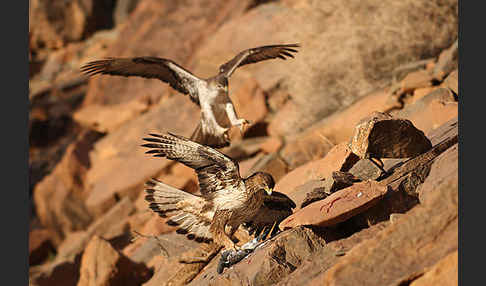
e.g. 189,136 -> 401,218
141,132 -> 295,250
81,44 -> 300,148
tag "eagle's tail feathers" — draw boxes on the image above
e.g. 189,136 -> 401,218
189,122 -> 230,149
145,179 -> 195,217
144,178 -> 212,241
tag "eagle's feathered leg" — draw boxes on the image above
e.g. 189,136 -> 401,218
210,210 -> 238,251
225,103 -> 250,132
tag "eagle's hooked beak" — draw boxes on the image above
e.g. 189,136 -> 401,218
264,186 -> 273,195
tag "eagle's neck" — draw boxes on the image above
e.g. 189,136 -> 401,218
243,176 -> 265,196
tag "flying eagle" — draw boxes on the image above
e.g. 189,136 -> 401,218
141,132 -> 294,250
81,44 -> 300,148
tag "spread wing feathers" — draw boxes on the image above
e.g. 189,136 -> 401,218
141,132 -> 241,196
80,57 -> 201,104
145,178 -> 214,241
219,43 -> 300,78
243,191 -> 296,237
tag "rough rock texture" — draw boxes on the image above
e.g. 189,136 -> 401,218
309,170 -> 457,285
276,221 -> 391,285
143,243 -> 221,286
275,142 -> 360,209
349,112 -> 432,159
349,158 -> 385,181
188,227 -> 326,286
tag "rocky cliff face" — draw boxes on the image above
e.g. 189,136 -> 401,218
29,0 -> 458,285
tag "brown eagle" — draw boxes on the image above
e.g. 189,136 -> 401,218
81,44 -> 300,148
141,132 -> 294,250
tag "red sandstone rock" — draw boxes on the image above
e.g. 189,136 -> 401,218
84,95 -> 199,218
274,142 -> 359,208
309,171 -> 457,285
279,180 -> 388,230
33,131 -> 98,244
399,69 -> 434,93
278,89 -> 395,169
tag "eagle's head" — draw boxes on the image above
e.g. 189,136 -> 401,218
248,172 -> 275,195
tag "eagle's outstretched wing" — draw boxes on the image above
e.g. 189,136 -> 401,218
243,191 -> 296,237
80,57 -> 202,104
218,44 -> 300,78
141,132 -> 241,197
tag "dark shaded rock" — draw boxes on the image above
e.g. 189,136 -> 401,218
77,236 -> 152,286
29,253 -> 82,286
29,228 -> 56,266
276,221 -> 390,285
301,172 -> 361,208
350,112 -> 432,159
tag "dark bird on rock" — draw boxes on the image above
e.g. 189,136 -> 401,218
141,132 -> 294,250
81,44 -> 300,148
